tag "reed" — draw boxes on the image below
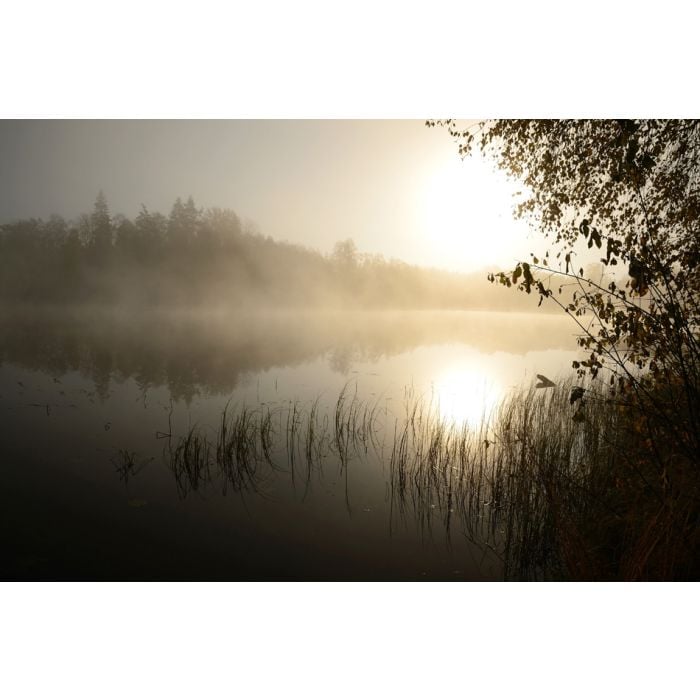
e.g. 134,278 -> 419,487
112,448 -> 139,484
169,424 -> 212,497
157,374 -> 699,580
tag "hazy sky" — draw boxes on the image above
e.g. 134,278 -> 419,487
0,120 -> 541,273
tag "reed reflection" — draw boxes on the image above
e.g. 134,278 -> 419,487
124,376 -> 615,581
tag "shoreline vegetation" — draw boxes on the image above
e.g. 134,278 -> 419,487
422,119 -> 700,580
118,376 -> 698,581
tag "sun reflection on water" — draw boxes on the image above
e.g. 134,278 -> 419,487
432,365 -> 503,429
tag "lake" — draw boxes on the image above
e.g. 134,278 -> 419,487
0,306 -> 580,580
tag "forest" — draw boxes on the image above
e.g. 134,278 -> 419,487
0,192 -> 536,311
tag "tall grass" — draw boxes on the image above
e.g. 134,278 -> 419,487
158,377 -> 699,580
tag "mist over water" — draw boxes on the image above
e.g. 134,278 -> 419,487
0,127 -> 587,580
0,305 -> 578,580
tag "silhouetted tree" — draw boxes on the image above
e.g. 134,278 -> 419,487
114,214 -> 138,251
429,119 -> 699,387
44,215 -> 69,248
132,205 -> 167,260
199,207 -> 242,248
430,118 -> 700,579
90,190 -> 112,251
332,238 -> 358,267
167,195 -> 200,248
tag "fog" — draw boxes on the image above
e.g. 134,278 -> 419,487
0,305 -> 576,401
0,120 -> 584,583
0,192 -> 555,312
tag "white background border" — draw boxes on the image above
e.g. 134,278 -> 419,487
1,2 -> 697,698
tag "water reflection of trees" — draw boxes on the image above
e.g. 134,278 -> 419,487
0,306 -> 575,401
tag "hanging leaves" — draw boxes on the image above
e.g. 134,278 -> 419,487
434,119 -> 700,397
570,386 -> 585,404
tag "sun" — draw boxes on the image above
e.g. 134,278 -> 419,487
418,152 -> 532,273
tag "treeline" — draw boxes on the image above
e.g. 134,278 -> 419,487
0,192 -> 538,310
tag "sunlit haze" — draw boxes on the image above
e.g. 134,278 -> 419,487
0,120 -> 538,273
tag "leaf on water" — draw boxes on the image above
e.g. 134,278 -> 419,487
128,499 -> 148,508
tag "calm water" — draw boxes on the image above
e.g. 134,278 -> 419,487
0,307 -> 579,580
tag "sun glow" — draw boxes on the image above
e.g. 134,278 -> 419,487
419,153 -> 532,273
432,364 -> 503,429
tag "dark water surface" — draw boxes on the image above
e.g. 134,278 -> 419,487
0,306 -> 578,580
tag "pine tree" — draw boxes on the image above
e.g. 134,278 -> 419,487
90,190 -> 112,251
